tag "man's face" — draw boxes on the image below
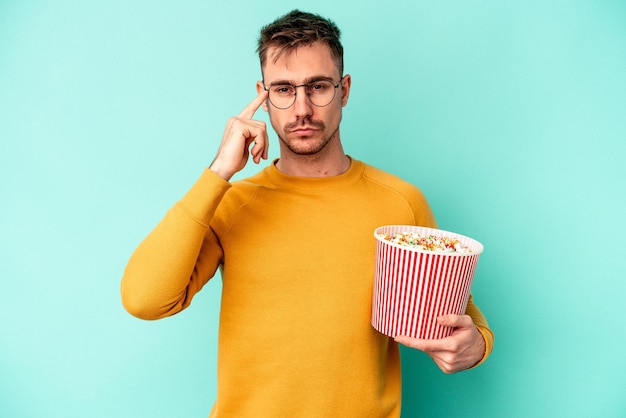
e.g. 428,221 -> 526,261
256,43 -> 351,157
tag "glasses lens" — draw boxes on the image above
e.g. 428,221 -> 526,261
269,84 -> 296,109
308,81 -> 336,107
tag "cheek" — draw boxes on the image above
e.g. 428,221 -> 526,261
323,105 -> 343,126
267,108 -> 284,131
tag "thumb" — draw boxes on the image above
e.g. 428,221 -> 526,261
437,314 -> 466,328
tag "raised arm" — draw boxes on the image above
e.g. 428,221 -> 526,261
121,90 -> 270,319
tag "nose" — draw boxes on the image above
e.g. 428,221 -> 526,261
292,86 -> 313,119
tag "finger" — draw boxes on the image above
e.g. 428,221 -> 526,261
255,130 -> 270,162
255,136 -> 270,162
394,335 -> 438,352
251,140 -> 263,163
247,124 -> 268,163
238,89 -> 269,119
438,314 -> 472,328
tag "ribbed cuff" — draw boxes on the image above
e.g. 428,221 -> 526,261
177,168 -> 232,225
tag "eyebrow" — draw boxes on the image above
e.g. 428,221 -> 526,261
267,75 -> 336,86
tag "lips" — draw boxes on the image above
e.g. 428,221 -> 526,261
286,120 -> 325,137
291,127 -> 318,136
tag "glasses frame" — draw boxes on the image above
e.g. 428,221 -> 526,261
262,76 -> 344,110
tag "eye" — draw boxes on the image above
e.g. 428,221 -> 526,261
309,82 -> 330,93
272,85 -> 295,96
307,81 -> 333,96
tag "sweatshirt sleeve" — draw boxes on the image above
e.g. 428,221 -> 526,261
465,294 -> 495,367
120,169 -> 231,320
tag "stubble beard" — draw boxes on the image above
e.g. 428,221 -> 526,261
276,117 -> 341,157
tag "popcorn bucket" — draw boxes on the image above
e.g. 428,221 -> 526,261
371,225 -> 484,339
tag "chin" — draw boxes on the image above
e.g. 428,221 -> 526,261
290,139 -> 330,155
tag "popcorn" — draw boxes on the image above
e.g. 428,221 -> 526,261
376,231 -> 473,253
372,225 -> 483,339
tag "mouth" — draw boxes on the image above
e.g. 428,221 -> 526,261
290,127 -> 318,136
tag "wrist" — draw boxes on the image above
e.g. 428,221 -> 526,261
209,161 -> 234,181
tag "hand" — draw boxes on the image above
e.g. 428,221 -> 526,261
209,90 -> 270,180
394,314 -> 486,374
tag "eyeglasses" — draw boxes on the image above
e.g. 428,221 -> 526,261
262,77 -> 343,109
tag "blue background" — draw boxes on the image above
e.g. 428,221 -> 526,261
1,1 -> 625,417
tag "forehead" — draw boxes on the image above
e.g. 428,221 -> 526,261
263,42 -> 340,83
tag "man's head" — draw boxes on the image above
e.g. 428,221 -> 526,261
257,10 -> 344,77
255,10 -> 351,162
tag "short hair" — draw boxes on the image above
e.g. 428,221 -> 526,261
257,10 -> 344,76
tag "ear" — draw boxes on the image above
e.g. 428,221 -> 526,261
256,81 -> 269,112
340,74 -> 352,107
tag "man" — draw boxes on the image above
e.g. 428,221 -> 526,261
121,10 -> 493,417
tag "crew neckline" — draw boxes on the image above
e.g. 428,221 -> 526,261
264,156 -> 364,190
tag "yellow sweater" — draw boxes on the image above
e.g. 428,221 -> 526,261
121,159 -> 493,417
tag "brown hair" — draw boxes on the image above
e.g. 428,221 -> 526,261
257,10 -> 344,76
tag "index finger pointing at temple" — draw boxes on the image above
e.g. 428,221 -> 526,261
238,90 -> 269,119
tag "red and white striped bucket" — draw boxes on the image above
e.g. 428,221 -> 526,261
371,225 -> 484,339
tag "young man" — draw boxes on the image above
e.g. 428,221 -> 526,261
121,10 -> 493,417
